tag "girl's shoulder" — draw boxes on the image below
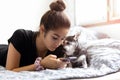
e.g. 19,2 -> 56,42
12,29 -> 36,40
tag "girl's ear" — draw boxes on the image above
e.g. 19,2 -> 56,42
40,25 -> 45,33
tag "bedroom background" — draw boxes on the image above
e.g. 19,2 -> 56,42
0,0 -> 120,44
1,1 -> 120,80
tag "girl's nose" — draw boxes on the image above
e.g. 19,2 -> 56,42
56,40 -> 63,47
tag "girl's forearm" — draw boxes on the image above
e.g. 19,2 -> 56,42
10,64 -> 36,72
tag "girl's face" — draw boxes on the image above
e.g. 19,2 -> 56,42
44,28 -> 69,51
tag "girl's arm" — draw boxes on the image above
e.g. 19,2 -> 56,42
6,43 -> 36,72
6,43 -> 68,72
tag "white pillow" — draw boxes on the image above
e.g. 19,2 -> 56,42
68,26 -> 110,42
67,26 -> 98,43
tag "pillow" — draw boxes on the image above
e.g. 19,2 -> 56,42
68,26 -> 110,40
67,26 -> 110,47
95,32 -> 110,39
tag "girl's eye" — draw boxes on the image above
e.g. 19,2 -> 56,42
52,36 -> 58,40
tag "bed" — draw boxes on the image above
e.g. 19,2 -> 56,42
0,26 -> 120,80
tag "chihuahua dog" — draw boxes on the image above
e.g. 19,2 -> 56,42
60,33 -> 89,68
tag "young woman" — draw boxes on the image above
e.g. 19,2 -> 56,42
0,0 -> 71,72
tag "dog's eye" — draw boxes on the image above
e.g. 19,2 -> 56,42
66,42 -> 70,45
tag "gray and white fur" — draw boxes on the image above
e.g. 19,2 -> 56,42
62,33 -> 89,68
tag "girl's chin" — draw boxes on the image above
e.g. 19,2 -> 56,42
49,47 -> 56,51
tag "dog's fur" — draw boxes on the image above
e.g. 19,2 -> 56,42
59,34 -> 89,68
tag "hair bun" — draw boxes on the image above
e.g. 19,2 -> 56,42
50,0 -> 66,12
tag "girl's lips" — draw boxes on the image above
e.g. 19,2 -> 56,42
50,46 -> 57,51
53,46 -> 58,49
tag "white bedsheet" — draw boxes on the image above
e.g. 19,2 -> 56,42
1,26 -> 120,80
1,38 -> 120,80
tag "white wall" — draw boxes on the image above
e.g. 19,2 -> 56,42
0,0 -> 73,44
0,0 -> 74,44
0,0 -> 53,44
65,0 -> 75,26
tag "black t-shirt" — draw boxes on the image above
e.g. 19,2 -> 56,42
8,29 -> 38,67
0,44 -> 8,67
0,29 -> 64,67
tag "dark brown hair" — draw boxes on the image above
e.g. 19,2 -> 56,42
40,0 -> 71,32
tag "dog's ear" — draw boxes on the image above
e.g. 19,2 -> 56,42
73,32 -> 81,41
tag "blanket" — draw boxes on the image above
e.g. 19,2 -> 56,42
0,26 -> 120,80
0,38 -> 120,80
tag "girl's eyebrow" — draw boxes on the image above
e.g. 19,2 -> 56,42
53,33 -> 66,39
53,33 -> 60,37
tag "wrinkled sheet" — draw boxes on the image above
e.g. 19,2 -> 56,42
1,38 -> 120,80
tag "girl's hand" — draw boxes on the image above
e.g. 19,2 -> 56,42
57,58 -> 69,69
40,54 -> 68,69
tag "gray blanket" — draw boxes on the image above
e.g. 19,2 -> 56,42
0,39 -> 120,80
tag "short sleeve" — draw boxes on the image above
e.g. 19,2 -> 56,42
8,29 -> 27,54
8,29 -> 37,66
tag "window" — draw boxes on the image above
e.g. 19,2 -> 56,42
75,0 -> 120,27
109,0 -> 120,20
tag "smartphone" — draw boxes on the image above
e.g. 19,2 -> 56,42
60,58 -> 70,62
60,57 -> 77,62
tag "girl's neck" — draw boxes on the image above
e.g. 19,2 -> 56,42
36,35 -> 48,58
